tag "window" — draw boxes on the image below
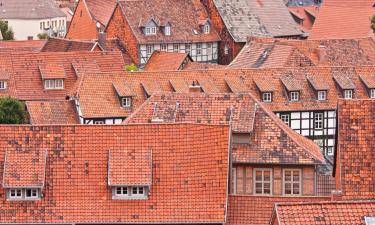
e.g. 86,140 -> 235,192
207,43 -> 212,55
314,112 -> 323,129
146,44 -> 153,56
40,22 -> 43,30
283,169 -> 301,195
344,90 -> 353,99
44,79 -> 64,90
164,26 -> 171,36
365,217 -> 375,225
185,44 -> 191,54
254,169 -> 272,195
121,97 -> 131,108
8,188 -> 40,200
9,189 -> 22,199
43,22 -> 45,29
93,120 -> 105,124
203,24 -> 210,34
113,186 -> 148,199
173,44 -> 179,52
25,189 -> 39,199
280,114 -> 290,126
145,26 -> 157,35
0,81 -> 7,90
224,44 -> 229,55
196,43 -> 202,55
262,92 -> 272,102
317,91 -> 326,101
290,91 -> 299,101
160,44 -> 167,51
370,89 -> 375,98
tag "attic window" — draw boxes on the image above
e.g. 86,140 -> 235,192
145,26 -> 157,35
44,79 -> 64,90
290,91 -> 299,101
344,90 -> 353,99
317,90 -> 326,101
113,186 -> 149,200
164,26 -> 171,36
121,97 -> 132,108
0,80 -> 7,90
203,24 -> 210,34
262,92 -> 272,102
7,188 -> 41,200
371,89 -> 375,99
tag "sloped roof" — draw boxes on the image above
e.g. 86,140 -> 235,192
41,37 -> 99,52
0,124 -> 229,223
125,93 -> 324,165
272,200 -> 375,224
116,0 -> 220,44
0,40 -> 46,52
335,99 -> 375,200
26,100 -> 80,124
226,195 -> 330,225
144,51 -> 191,71
213,0 -> 301,42
84,0 -> 117,26
309,0 -> 375,40
0,0 -> 65,19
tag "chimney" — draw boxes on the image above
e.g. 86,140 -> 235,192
189,81 -> 201,93
331,190 -> 343,201
316,45 -> 327,63
97,32 -> 107,50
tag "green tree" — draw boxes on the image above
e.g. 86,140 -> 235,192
124,63 -> 139,72
0,97 -> 26,124
0,21 -> 14,40
37,33 -> 49,40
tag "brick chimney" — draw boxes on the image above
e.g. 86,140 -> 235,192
189,81 -> 201,93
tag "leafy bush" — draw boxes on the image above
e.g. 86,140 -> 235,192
0,97 -> 26,124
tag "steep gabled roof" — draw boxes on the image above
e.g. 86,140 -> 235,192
84,0 -> 117,26
0,40 -> 46,52
144,51 -> 191,71
41,37 -> 99,52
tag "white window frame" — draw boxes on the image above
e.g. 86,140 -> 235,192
8,189 -> 22,199
196,43 -> 202,55
0,80 -> 7,90
290,91 -> 299,101
262,92 -> 272,102
370,89 -> 375,99
8,188 -> 41,200
317,90 -> 326,101
160,44 -> 167,51
112,186 -> 148,200
145,26 -> 157,35
224,44 -> 229,55
280,114 -> 290,126
44,79 -> 64,90
146,44 -> 153,56
185,44 -> 191,54
173,44 -> 179,52
253,168 -> 272,195
25,188 -> 39,199
282,169 -> 302,196
164,26 -> 171,36
121,97 -> 132,108
93,120 -> 105,124
344,90 -> 353,99
314,112 -> 323,129
207,43 -> 212,55
203,24 -> 210,34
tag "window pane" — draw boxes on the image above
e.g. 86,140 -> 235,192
293,183 -> 300,194
132,187 -> 138,194
255,171 -> 262,181
255,183 -> 262,194
263,171 -> 271,181
284,171 -> 291,181
293,172 -> 300,182
285,183 -> 291,194
139,187 -> 144,194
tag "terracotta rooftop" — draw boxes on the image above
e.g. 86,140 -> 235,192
334,99 -> 375,200
226,195 -> 330,225
212,0 -> 301,42
229,37 -> 375,68
288,6 -> 319,33
41,37 -> 99,52
271,200 -> 375,224
84,0 -> 117,26
309,0 -> 375,40
0,40 -> 46,52
26,100 -> 80,124
125,93 -> 324,165
0,0 -> 65,19
115,0 -> 221,44
144,51 -> 191,71
0,124 -> 229,223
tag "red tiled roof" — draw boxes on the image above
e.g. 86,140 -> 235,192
226,195 -> 330,225
41,37 -> 99,52
84,0 -> 117,26
125,93 -> 324,165
144,51 -> 191,71
280,75 -> 303,91
0,40 -> 46,52
309,0 -> 375,40
113,82 -> 136,97
39,63 -> 67,79
359,73 -> 375,89
0,124 -> 229,223
26,100 -> 80,124
288,6 -> 319,32
183,61 -> 227,70
3,147 -> 47,188
332,68 -> 356,90
116,0 -> 220,44
272,200 -> 375,224
335,99 -> 375,200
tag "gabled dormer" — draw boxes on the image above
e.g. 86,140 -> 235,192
253,78 -> 275,103
332,74 -> 355,99
3,148 -> 47,201
162,22 -> 172,36
359,74 -> 375,99
199,19 -> 211,34
39,63 -> 66,90
142,19 -> 158,36
280,76 -> 302,102
108,148 -> 152,200
307,76 -> 329,101
112,82 -> 136,108
0,69 -> 10,90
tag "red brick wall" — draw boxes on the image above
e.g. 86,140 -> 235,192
66,0 -> 98,39
106,5 -> 139,65
201,0 -> 245,65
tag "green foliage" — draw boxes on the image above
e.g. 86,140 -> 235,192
0,20 -> 14,40
37,33 -> 49,40
124,64 -> 139,72
371,15 -> 375,33
0,97 -> 26,124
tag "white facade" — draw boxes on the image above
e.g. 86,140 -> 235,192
4,17 -> 66,40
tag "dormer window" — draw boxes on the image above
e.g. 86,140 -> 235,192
203,24 -> 210,34
371,89 -> 375,99
0,80 -> 7,90
262,92 -> 272,102
290,91 -> 299,101
344,90 -> 353,99
44,79 -> 64,90
7,188 -> 41,200
164,25 -> 171,36
145,26 -> 157,36
112,186 -> 149,200
121,97 -> 132,108
317,90 -> 326,101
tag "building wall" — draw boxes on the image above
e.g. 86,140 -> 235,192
232,165 -> 316,196
66,0 -> 97,39
106,5 -> 139,65
201,0 -> 244,65
5,17 -> 66,40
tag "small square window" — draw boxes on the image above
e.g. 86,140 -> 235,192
314,112 -> 323,129
121,97 -> 132,108
283,169 -> 301,195
370,89 -> 375,99
25,189 -> 39,199
290,91 -> 299,101
344,90 -> 353,99
262,92 -> 272,102
317,91 -> 326,101
0,81 -> 7,90
164,26 -> 171,36
280,114 -> 290,126
253,168 -> 272,195
160,44 -> 167,51
9,189 -> 22,198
